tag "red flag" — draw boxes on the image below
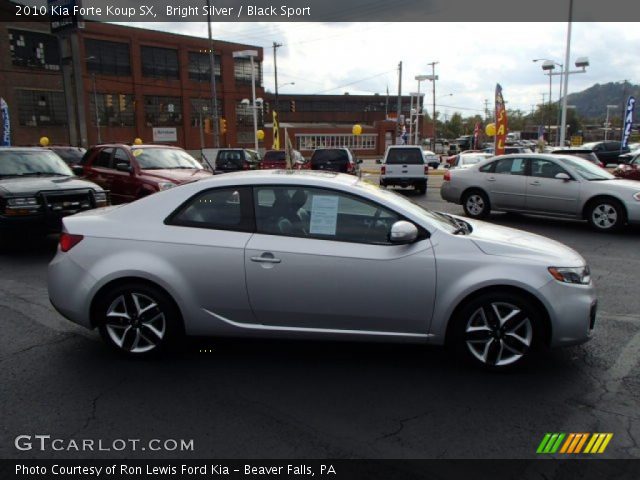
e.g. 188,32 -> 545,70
473,122 -> 480,149
495,84 -> 508,155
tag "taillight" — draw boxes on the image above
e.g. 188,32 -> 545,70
444,171 -> 451,182
243,162 -> 250,170
424,165 -> 429,175
60,233 -> 84,252
381,165 -> 386,175
347,163 -> 354,173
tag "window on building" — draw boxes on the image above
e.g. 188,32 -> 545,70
190,98 -> 223,127
235,100 -> 263,127
141,46 -> 179,79
17,89 -> 67,126
233,57 -> 262,86
85,39 -> 131,76
144,96 -> 182,126
8,29 -> 60,70
187,52 -> 222,82
296,134 -> 377,151
89,93 -> 135,127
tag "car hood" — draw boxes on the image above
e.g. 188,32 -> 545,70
594,178 -> 640,191
0,176 -> 102,195
139,168 -> 212,184
461,218 -> 584,266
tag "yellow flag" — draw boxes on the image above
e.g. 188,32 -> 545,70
272,110 -> 280,150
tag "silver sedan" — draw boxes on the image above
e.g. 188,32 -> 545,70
441,153 -> 640,231
49,171 -> 597,369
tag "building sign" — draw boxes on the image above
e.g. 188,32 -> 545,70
48,0 -> 83,34
1,97 -> 10,146
152,127 -> 177,142
570,135 -> 583,146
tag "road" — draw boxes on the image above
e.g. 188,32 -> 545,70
1,178 -> 639,461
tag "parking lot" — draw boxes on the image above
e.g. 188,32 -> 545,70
1,177 -> 639,461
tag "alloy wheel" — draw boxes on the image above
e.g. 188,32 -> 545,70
104,292 -> 166,354
465,302 -> 532,367
465,194 -> 485,216
591,203 -> 618,230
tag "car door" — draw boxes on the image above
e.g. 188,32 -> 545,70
245,185 -> 436,334
525,157 -> 581,215
84,148 -> 115,193
109,148 -> 138,203
483,157 -> 527,210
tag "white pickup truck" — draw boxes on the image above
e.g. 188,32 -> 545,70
379,145 -> 428,195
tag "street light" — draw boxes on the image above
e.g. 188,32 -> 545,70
413,74 -> 431,145
426,62 -> 439,149
604,105 -> 618,141
533,58 -> 563,144
233,49 -> 259,152
408,91 -> 425,145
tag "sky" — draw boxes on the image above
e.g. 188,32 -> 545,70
131,22 -> 640,119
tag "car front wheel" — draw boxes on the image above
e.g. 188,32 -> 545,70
96,283 -> 182,356
452,292 -> 541,370
462,190 -> 490,219
587,199 -> 625,232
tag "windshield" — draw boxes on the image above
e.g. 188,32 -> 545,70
49,147 -> 86,164
311,149 -> 349,166
0,150 -> 73,177
559,155 -> 615,181
460,154 -> 489,165
264,151 -> 286,162
134,148 -> 202,170
355,180 -> 458,233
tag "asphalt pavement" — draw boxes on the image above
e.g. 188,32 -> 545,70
1,179 -> 639,461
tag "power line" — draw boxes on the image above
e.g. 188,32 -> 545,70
313,70 -> 394,95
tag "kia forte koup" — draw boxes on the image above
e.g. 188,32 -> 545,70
48,171 -> 597,369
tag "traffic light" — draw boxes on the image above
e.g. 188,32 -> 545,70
219,117 -> 227,134
204,118 -> 211,134
290,100 -> 296,113
264,102 -> 270,115
105,94 -> 113,108
118,94 -> 126,112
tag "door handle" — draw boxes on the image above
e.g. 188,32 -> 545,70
251,254 -> 281,264
487,176 -> 496,182
529,181 -> 541,186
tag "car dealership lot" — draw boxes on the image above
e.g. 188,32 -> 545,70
1,181 -> 639,460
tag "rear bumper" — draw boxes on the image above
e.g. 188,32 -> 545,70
0,213 -> 64,233
381,177 -> 427,187
440,182 -> 461,203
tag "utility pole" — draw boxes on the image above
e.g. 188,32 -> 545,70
273,42 -> 283,112
541,92 -> 547,132
206,0 -> 220,147
559,0 -> 573,147
396,61 -> 402,142
484,99 -> 490,121
428,61 -> 438,149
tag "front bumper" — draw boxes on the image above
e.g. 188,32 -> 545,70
540,278 -> 598,347
440,181 -> 461,203
623,199 -> 640,225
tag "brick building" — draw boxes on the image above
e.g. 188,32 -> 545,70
0,2 -> 264,149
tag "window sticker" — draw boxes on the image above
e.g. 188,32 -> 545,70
132,149 -> 143,157
309,195 -> 339,236
512,158 -> 523,172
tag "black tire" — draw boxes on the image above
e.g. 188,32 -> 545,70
416,181 -> 427,195
95,282 -> 183,357
586,198 -> 626,232
462,189 -> 490,219
450,291 -> 543,371
379,180 -> 386,188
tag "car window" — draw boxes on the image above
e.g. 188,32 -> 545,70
494,158 -> 525,175
93,148 -> 113,168
310,149 -> 350,167
479,162 -> 494,173
167,187 -> 253,232
0,150 -> 73,177
530,158 -> 569,179
385,148 -> 424,165
113,149 -> 130,167
264,151 -> 286,162
254,186 -> 401,245
633,156 -> 640,166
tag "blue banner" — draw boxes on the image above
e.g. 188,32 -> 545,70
621,96 -> 635,149
1,97 -> 10,146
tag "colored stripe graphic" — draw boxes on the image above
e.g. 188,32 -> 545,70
537,433 -> 613,454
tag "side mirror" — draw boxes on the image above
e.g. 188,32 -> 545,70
444,164 -> 450,169
115,162 -> 132,173
357,159 -> 363,164
376,159 -> 381,164
389,221 -> 418,244
71,165 -> 84,176
555,172 -> 571,181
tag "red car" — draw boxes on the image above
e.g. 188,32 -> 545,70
261,149 -> 308,169
613,152 -> 640,181
76,144 -> 212,204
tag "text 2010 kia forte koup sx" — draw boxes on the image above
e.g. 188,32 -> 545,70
48,171 -> 597,369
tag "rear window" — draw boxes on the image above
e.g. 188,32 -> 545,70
311,149 -> 349,167
263,151 -> 286,163
216,150 -> 244,167
385,148 -> 424,165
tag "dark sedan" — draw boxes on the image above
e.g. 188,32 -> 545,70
582,141 -> 630,166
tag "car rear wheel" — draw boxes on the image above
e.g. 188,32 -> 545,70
452,292 -> 540,370
587,199 -> 625,232
462,190 -> 490,219
416,181 -> 427,195
96,283 -> 182,356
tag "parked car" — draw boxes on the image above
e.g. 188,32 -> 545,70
379,145 -> 428,194
483,146 -> 533,155
46,146 -> 86,167
550,148 -> 603,168
422,150 -> 440,169
613,152 -> 640,181
441,153 -> 640,231
78,144 -> 212,204
0,147 -> 108,237
450,152 -> 493,170
261,149 -> 306,169
202,148 -> 261,173
309,148 -> 360,175
48,170 -> 596,370
582,141 -> 630,166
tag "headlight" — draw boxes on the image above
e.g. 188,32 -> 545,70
633,192 -> 640,201
7,197 -> 39,207
548,266 -> 591,285
93,191 -> 108,206
158,182 -> 177,191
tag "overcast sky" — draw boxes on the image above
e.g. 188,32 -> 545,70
131,22 -> 639,119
